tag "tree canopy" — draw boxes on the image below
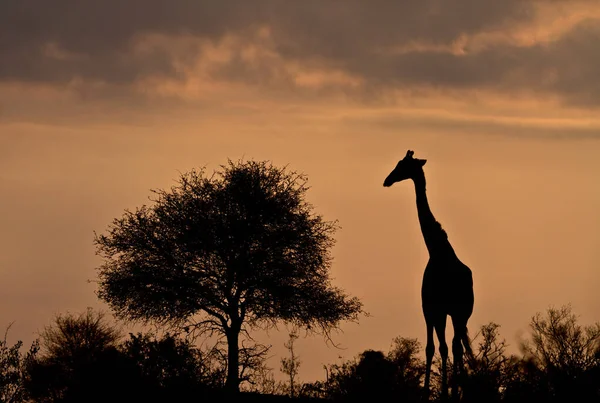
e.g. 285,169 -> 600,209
94,159 -> 363,391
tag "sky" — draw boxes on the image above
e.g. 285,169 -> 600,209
1,0 -> 600,383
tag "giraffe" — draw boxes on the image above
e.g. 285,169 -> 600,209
383,150 -> 474,400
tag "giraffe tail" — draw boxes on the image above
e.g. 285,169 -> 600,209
462,327 -> 475,367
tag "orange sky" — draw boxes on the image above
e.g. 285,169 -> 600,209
1,0 -> 600,383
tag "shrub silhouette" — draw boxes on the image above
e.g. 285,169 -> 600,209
10,303 -> 597,402
460,322 -> 515,402
24,309 -> 226,402
317,337 -> 424,402
121,332 -> 223,398
0,324 -> 39,403
387,336 -> 425,401
24,308 -> 140,402
505,305 -> 600,402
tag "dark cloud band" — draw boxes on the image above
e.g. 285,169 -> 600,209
2,0 -> 599,105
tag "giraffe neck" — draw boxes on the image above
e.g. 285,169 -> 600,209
412,170 -> 455,257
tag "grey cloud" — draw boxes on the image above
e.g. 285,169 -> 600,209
0,0 -> 258,82
533,19 -> 600,106
4,0 -> 600,106
277,16 -> 600,106
1,0 -> 533,83
268,0 -> 533,60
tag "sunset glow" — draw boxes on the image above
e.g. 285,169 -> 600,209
1,1 -> 599,384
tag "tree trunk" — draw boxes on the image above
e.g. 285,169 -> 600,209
225,327 -> 240,393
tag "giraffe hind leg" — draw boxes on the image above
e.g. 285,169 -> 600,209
451,316 -> 469,400
434,315 -> 449,400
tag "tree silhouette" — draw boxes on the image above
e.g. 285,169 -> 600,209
460,322 -> 517,402
121,332 -> 223,399
317,337 -> 425,402
517,304 -> 600,402
280,330 -> 301,397
38,308 -> 120,362
324,350 -> 398,402
525,305 -> 600,374
0,324 -> 39,403
387,336 -> 425,401
24,308 -> 138,403
94,160 -> 363,392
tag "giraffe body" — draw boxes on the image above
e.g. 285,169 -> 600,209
422,256 -> 473,321
384,150 -> 474,400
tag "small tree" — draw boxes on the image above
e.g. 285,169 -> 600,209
325,350 -> 397,402
38,308 -> 120,362
280,330 -> 301,397
121,332 -> 224,396
0,324 -> 39,403
25,308 -> 132,402
243,358 -> 286,395
320,337 -> 425,402
387,336 -> 425,401
524,305 -> 600,374
519,304 -> 600,401
462,322 -> 513,402
95,160 -> 363,392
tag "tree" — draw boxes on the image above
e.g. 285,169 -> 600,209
386,336 -> 425,401
280,330 -> 301,397
517,304 -> 600,401
461,322 -> 515,402
324,350 -> 398,402
319,337 -> 425,402
242,357 -> 286,396
121,332 -> 223,398
0,324 -> 39,403
524,305 -> 600,374
25,308 -> 135,403
94,160 -> 363,392
38,308 -> 120,363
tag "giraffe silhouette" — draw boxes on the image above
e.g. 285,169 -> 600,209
383,150 -> 474,400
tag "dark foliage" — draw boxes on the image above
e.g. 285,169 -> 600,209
0,324 -> 39,403
37,308 -> 120,362
504,305 -> 600,403
121,332 -> 224,395
23,309 -> 225,402
458,322 -> 513,402
4,302 -> 596,402
94,160 -> 363,390
456,307 -> 600,403
314,336 -> 425,402
24,309 -> 139,403
280,331 -> 302,397
301,308 -> 599,403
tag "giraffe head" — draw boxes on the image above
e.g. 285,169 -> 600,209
383,150 -> 427,187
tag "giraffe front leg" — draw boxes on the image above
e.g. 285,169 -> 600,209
440,344 -> 449,400
435,319 -> 449,401
423,322 -> 435,400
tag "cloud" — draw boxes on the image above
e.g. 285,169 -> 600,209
340,17 -> 600,99
2,0 -> 600,106
0,1 -> 533,82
